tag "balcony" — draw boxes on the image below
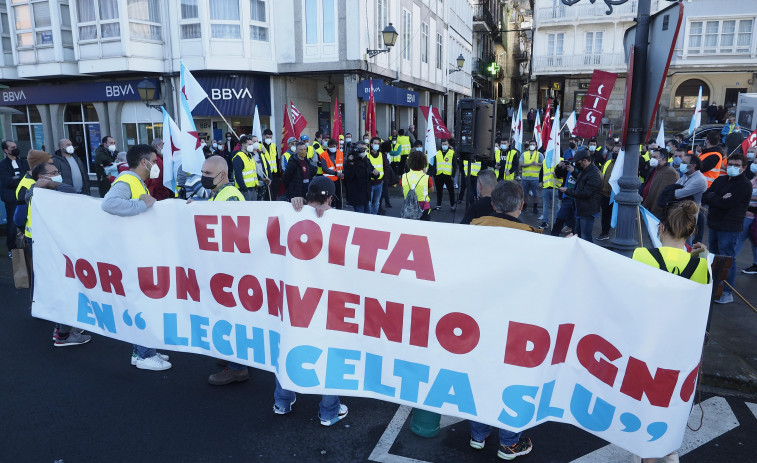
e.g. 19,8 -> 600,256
535,0 -> 637,25
532,53 -> 626,75
473,3 -> 498,34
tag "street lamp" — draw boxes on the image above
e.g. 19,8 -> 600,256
137,78 -> 162,112
449,54 -> 466,74
366,23 -> 399,58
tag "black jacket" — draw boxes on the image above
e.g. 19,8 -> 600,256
564,163 -> 602,217
343,154 -> 375,206
0,157 -> 29,204
282,155 -> 318,200
702,173 -> 752,232
52,150 -> 91,195
460,196 -> 493,224
701,146 -> 726,174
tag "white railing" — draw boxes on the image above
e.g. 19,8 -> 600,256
532,53 -> 626,73
536,1 -> 637,23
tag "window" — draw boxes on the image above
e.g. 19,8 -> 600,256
11,105 -> 44,156
63,104 -> 100,175
12,0 -> 54,47
584,31 -> 603,65
673,79 -> 710,109
547,32 -> 563,66
322,0 -> 334,43
688,19 -> 754,55
303,0 -> 337,55
0,1 -> 13,63
60,2 -> 73,46
180,0 -> 200,39
209,0 -> 240,39
305,0 -> 317,44
436,33 -> 442,70
76,0 -> 119,40
377,0 -> 387,49
249,0 -> 268,42
402,9 -> 410,60
421,22 -> 429,63
127,0 -> 161,41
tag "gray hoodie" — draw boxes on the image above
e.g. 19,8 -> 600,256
101,171 -> 149,217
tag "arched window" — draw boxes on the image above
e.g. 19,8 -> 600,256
673,79 -> 710,109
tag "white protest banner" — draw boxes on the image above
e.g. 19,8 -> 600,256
31,189 -> 711,458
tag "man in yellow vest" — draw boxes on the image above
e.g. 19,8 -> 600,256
367,136 -> 387,214
433,138 -> 457,211
301,134 -> 316,159
539,151 -> 563,229
260,128 -> 280,200
520,140 -> 544,214
397,129 -> 412,174
102,144 -> 171,371
459,153 -> 482,205
495,137 -> 520,181
232,135 -> 266,201
312,131 -> 326,156
389,132 -> 402,175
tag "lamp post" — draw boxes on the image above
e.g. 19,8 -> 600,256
449,54 -> 466,74
366,23 -> 399,58
137,78 -> 163,113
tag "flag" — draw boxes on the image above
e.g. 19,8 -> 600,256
252,105 -> 262,139
655,120 -> 666,148
424,105 -> 436,164
545,105 -> 561,169
178,78 -> 205,175
742,127 -> 757,156
512,101 -> 523,152
574,70 -> 618,139
290,101 -> 308,138
640,205 -> 662,248
281,102 -> 295,148
565,111 -> 577,136
541,100 -> 553,149
365,79 -> 377,138
332,97 -> 343,142
179,62 -> 209,111
609,149 -> 625,228
688,86 -> 702,134
534,111 -> 542,149
161,108 -> 182,192
420,106 -> 452,139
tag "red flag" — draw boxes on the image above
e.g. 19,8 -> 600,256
742,127 -> 757,156
420,106 -> 452,139
541,100 -> 552,148
365,79 -> 377,138
290,101 -> 308,138
332,97 -> 343,142
281,102 -> 295,148
574,70 -> 618,139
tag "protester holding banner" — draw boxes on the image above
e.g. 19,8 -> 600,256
559,150 -> 601,243
282,142 -> 318,202
101,145 -> 171,371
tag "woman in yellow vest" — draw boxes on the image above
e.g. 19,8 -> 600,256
401,150 -> 435,221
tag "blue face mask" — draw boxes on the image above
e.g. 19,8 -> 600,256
727,166 -> 742,177
750,163 -> 757,174
678,163 -> 688,174
672,157 -> 682,167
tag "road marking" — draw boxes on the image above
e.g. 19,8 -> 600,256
570,396 -> 739,462
746,402 -> 757,420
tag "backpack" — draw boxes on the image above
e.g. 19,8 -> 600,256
647,248 -> 701,280
401,174 -> 426,220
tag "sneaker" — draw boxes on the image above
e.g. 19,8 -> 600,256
320,404 -> 348,426
135,354 -> 172,371
450,205 -> 457,212
53,330 -> 91,347
597,233 -> 610,241
742,264 -> 757,274
537,215 -> 544,221
453,182 -> 459,189
538,221 -> 548,229
52,327 -> 59,341
7,251 -> 11,258
208,367 -> 249,385
131,352 -> 170,366
273,397 -> 296,415
498,437 -> 533,460
470,436 -> 486,450
714,292 -> 734,304
561,226 -> 572,234
434,206 -> 442,211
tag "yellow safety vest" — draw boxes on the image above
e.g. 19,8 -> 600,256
389,140 -> 401,162
602,159 -> 614,177
306,146 -> 316,159
632,247 -> 710,285
210,184 -> 245,201
312,142 -> 325,156
402,170 -> 430,203
15,175 -> 35,238
542,158 -> 563,189
462,160 -> 481,177
435,150 -> 454,176
503,149 -> 518,181
368,152 -> 384,180
232,151 -> 260,188
398,135 -> 411,156
522,150 -> 541,179
113,172 -> 149,198
261,142 -> 278,175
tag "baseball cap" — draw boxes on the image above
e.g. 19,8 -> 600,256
572,149 -> 592,163
287,137 -> 298,144
308,176 -> 335,197
300,135 -> 310,142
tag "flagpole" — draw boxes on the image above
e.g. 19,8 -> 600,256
551,187 -> 556,230
636,207 -> 644,248
204,98 -> 240,141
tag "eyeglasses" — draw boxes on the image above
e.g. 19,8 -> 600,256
46,170 -> 61,176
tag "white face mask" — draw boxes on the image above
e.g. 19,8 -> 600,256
212,143 -> 218,149
146,161 -> 160,179
364,139 -> 370,144
649,158 -> 659,168
65,145 -> 75,154
328,147 -> 337,153
265,138 -> 272,144
108,144 -> 116,153
49,174 -> 63,183
529,145 -> 536,151
251,142 -> 260,151
372,144 -> 380,151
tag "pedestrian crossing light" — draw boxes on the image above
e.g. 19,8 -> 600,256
487,62 -> 501,76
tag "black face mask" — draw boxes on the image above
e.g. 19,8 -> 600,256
569,143 -> 577,149
9,147 -> 19,157
201,174 -> 219,190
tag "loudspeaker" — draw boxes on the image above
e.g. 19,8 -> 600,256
473,100 -> 495,160
455,98 -> 496,160
456,99 -> 477,153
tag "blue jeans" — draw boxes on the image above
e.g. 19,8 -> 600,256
353,203 -> 368,213
576,216 -> 595,243
735,217 -> 757,265
274,377 -> 341,420
470,421 -> 520,446
521,179 -> 540,208
710,228 -> 740,294
370,183 -> 383,215
133,345 -> 156,360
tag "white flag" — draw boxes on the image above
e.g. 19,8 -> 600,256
545,105 -> 561,169
688,86 -> 702,134
179,91 -> 205,175
534,111 -> 543,150
565,111 -> 577,136
252,105 -> 262,140
608,149 -> 625,198
513,101 -> 523,152
425,104 -> 436,164
161,109 -> 182,191
640,205 -> 662,248
655,120 -> 666,148
179,61 -> 209,111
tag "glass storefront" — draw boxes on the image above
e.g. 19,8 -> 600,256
64,103 -> 100,175
11,105 -> 44,156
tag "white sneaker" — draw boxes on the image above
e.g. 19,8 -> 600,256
320,404 -> 348,426
131,352 -> 170,366
135,354 -> 172,371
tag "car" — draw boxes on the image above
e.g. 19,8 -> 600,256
676,124 -> 752,148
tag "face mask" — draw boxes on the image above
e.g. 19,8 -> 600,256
265,138 -> 272,144
201,174 -> 219,190
574,161 -> 583,171
227,136 -> 232,141
679,163 -> 688,174
49,175 -> 63,183
289,145 -> 296,152
65,146 -> 75,155
364,139 -> 370,144
372,144 -> 380,151
748,153 -> 756,161
415,147 -> 423,152
614,138 -> 619,143
672,157 -> 682,167
751,163 -> 757,174
727,166 -> 742,177
146,161 -> 160,179
649,158 -> 659,168
569,143 -> 577,149
251,142 -> 260,151
108,144 -> 116,153
246,144 -> 254,152
328,147 -> 337,153
345,138 -> 352,143
589,145 -> 596,150
442,145 -> 449,151
359,151 -> 367,158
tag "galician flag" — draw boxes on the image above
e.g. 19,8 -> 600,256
640,205 -> 662,248
545,105 -> 561,169
688,86 -> 702,134
609,148 -> 626,228
656,120 -> 666,148
534,111 -> 543,150
161,108 -> 181,192
424,104 -> 436,164
179,62 -> 209,174
565,111 -> 577,136
512,101 -> 523,152
179,62 -> 209,111
252,105 -> 262,140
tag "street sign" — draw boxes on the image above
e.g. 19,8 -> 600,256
624,2 -> 684,142
487,62 -> 501,75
